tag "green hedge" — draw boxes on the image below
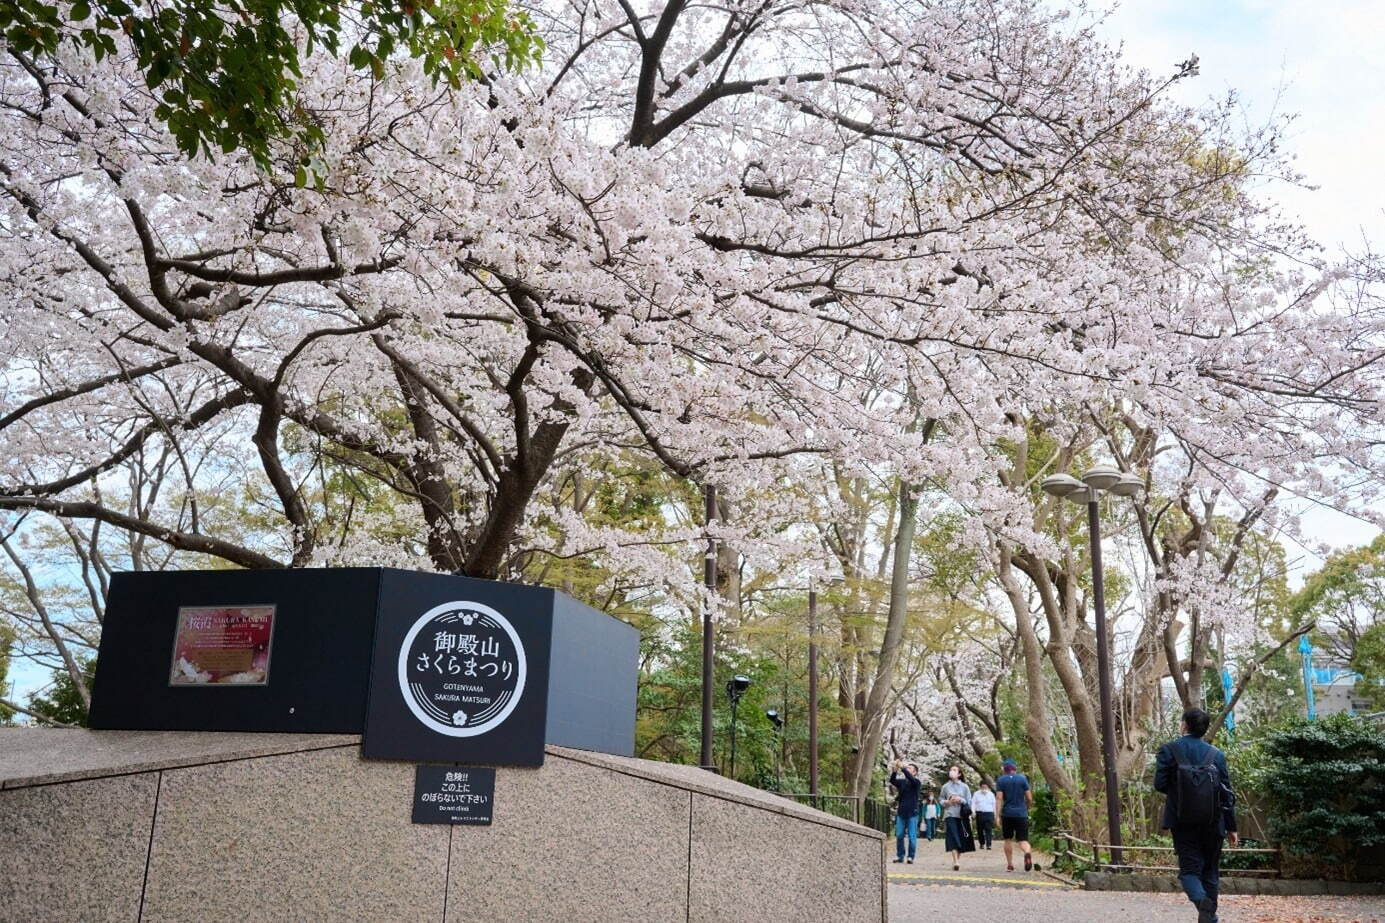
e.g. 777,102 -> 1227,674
1260,714 -> 1385,881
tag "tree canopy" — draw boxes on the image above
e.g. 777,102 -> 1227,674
0,0 -> 541,170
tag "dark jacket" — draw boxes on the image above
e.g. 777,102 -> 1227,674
889,768 -> 923,818
1153,734 -> 1237,834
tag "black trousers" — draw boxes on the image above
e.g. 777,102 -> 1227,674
974,811 -> 994,848
1171,827 -> 1223,911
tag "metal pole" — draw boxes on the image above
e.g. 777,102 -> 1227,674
729,694 -> 741,778
1087,492 -> 1124,866
700,485 -> 718,772
776,722 -> 783,790
808,586 -> 819,801
1300,635 -> 1317,721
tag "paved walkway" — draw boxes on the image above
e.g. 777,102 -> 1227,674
886,836 -> 1384,922
886,833 -> 1059,890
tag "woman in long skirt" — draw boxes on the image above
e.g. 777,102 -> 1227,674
939,764 -> 975,871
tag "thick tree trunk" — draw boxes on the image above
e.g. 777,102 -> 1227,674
998,547 -> 1075,797
850,479 -> 918,799
1014,551 -> 1104,793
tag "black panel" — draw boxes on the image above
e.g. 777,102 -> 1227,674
546,593 -> 639,757
361,570 -> 553,766
89,568 -> 382,733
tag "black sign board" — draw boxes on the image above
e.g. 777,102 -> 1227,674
90,567 -> 638,761
89,569 -> 382,733
363,570 -> 552,765
412,765 -> 495,825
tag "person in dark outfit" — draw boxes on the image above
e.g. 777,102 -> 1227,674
889,759 -> 923,863
1154,708 -> 1239,923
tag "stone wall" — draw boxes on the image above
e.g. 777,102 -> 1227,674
0,731 -> 886,922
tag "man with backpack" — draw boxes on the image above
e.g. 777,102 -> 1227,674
1154,707 -> 1239,923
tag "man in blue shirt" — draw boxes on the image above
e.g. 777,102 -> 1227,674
994,757 -> 1034,872
1154,708 -> 1238,923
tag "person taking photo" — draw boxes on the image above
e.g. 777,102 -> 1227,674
888,759 -> 923,864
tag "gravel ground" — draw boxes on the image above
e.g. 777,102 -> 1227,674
889,880 -> 1385,922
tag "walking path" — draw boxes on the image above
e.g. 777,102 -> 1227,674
886,832 -> 1057,890
886,836 -> 1384,921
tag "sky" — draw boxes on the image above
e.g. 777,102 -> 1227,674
1096,0 -> 1385,253
1091,0 -> 1385,573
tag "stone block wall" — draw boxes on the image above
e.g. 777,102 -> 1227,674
0,731 -> 885,922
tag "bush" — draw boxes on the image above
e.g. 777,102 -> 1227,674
1260,714 -> 1385,881
1030,786 -> 1058,838
1219,837 -> 1275,871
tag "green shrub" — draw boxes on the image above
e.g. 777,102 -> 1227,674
1260,714 -> 1385,881
1030,786 -> 1058,838
1219,837 -> 1275,871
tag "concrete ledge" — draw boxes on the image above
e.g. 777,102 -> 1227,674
0,728 -> 360,789
1082,871 -> 1382,896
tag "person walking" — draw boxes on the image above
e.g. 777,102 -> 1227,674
995,758 -> 1034,872
939,765 -> 974,871
1154,707 -> 1238,923
922,792 -> 940,842
971,779 -> 996,850
888,759 -> 923,864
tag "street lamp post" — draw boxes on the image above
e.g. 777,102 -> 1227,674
1041,465 -> 1143,868
726,674 -> 751,778
766,708 -> 785,789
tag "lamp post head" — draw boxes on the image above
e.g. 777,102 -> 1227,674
766,708 -> 783,729
1081,465 -> 1123,491
1040,474 -> 1085,498
1109,473 -> 1144,498
727,674 -> 751,702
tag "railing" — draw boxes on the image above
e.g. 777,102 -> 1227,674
1053,831 -> 1281,877
783,793 -> 894,834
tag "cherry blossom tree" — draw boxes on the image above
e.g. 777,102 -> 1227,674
1,1 -> 1382,769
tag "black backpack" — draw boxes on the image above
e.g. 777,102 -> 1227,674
1175,746 -> 1221,827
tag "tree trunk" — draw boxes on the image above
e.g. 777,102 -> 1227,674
998,546 -> 1075,797
850,479 -> 918,798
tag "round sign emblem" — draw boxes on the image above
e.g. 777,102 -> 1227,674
396,600 -> 527,737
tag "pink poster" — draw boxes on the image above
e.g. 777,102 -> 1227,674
169,605 -> 275,685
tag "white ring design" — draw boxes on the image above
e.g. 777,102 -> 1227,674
396,600 -> 527,737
